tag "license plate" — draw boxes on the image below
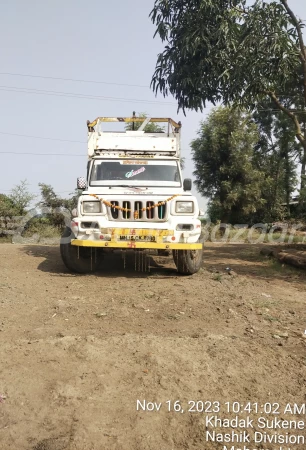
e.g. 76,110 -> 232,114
119,235 -> 156,242
108,228 -> 173,243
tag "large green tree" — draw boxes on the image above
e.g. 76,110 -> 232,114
191,107 -> 265,223
253,106 -> 298,218
150,0 -> 306,187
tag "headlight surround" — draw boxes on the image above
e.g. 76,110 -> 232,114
175,201 -> 194,214
82,201 -> 101,214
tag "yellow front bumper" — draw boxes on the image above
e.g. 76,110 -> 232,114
71,240 -> 202,250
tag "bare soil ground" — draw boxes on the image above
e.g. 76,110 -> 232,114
0,243 -> 305,450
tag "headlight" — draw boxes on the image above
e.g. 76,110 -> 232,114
83,201 -> 101,213
175,201 -> 194,213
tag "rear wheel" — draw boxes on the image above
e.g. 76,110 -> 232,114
173,247 -> 203,275
60,227 -> 98,273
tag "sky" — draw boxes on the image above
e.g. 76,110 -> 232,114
0,0 -> 305,213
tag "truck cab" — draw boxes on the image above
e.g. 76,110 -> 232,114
60,115 -> 203,274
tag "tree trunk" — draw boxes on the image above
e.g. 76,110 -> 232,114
273,152 -> 281,207
300,142 -> 306,192
284,150 -> 291,216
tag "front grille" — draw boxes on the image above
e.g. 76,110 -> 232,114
107,199 -> 167,222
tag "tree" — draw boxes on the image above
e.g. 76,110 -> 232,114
37,183 -> 80,229
125,112 -> 185,169
252,106 -> 298,219
0,180 -> 35,235
150,0 -> 306,188
0,181 -> 35,235
125,112 -> 165,133
191,107 -> 265,224
0,194 -> 17,218
8,179 -> 36,215
275,115 -> 299,213
0,194 -> 19,235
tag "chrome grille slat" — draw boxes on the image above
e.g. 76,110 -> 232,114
108,199 -> 167,222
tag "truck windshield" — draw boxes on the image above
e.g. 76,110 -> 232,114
90,159 -> 181,187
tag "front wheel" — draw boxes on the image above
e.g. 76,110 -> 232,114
173,247 -> 203,275
60,227 -> 99,273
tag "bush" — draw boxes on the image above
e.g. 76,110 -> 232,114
22,217 -> 62,238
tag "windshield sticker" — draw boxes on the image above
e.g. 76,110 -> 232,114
125,167 -> 146,178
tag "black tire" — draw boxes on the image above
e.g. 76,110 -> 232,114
60,227 -> 98,273
173,247 -> 203,275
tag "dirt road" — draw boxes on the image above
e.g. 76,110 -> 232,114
0,243 -> 305,450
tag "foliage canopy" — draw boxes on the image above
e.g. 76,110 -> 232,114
150,0 -> 306,155
191,107 -> 266,223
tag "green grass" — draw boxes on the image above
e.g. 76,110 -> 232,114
266,257 -> 297,273
0,222 -> 62,243
255,254 -> 303,279
264,232 -> 305,244
263,314 -> 280,323
23,223 -> 62,238
0,235 -> 12,243
212,273 -> 222,282
254,298 -> 276,308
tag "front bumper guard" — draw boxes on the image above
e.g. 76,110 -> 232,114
71,240 -> 203,250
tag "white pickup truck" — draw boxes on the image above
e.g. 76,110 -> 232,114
60,115 -> 203,274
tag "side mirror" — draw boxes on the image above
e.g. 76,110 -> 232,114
183,178 -> 192,191
77,177 -> 87,190
199,209 -> 205,217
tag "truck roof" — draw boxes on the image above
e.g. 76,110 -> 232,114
87,116 -> 181,130
87,116 -> 181,158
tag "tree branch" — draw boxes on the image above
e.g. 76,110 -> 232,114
264,90 -> 305,147
280,0 -> 306,106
